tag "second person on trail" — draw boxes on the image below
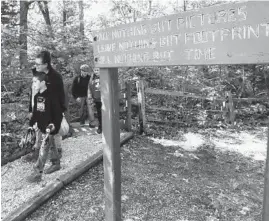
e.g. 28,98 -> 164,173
71,64 -> 93,126
88,68 -> 102,134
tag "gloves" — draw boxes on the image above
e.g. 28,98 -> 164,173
46,124 -> 55,133
33,123 -> 38,130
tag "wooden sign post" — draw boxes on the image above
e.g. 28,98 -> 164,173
100,68 -> 121,221
263,124 -> 269,220
93,2 -> 269,220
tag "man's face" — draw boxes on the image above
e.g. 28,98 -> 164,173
94,68 -> 99,75
35,58 -> 48,72
80,70 -> 88,78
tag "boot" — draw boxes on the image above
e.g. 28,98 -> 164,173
27,166 -> 42,183
97,126 -> 102,134
89,120 -> 98,128
58,147 -> 62,159
97,120 -> 102,134
44,160 -> 61,174
89,123 -> 95,128
48,148 -> 62,160
21,149 -> 39,163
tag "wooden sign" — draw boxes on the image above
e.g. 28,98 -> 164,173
93,1 -> 269,67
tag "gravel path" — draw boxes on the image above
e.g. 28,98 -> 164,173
1,128 -> 103,220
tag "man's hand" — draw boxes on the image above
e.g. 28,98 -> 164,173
46,124 -> 55,133
76,97 -> 81,103
33,123 -> 38,130
88,97 -> 94,105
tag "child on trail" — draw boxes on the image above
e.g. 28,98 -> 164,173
23,51 -> 66,162
72,64 -> 94,126
88,68 -> 102,134
27,71 -> 63,183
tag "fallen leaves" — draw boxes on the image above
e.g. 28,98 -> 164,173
15,127 -> 266,221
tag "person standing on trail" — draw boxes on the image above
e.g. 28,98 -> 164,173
71,64 -> 95,127
27,71 -> 63,183
88,67 -> 102,134
23,51 -> 66,174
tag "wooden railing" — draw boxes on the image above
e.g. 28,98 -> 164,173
119,82 -> 132,132
135,80 -> 268,133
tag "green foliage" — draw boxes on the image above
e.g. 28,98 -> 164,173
1,0 -> 20,77
1,0 -> 19,25
99,0 -> 168,28
26,1 -> 94,76
1,0 -> 269,125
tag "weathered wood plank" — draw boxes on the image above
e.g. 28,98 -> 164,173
145,88 -> 186,97
58,150 -> 103,186
145,88 -> 224,101
147,117 -> 188,125
146,87 -> 268,102
100,68 -> 121,221
136,80 -> 146,134
124,82 -> 132,131
147,105 -> 177,112
262,124 -> 269,221
93,2 -> 269,67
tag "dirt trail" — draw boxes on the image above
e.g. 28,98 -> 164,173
24,127 -> 267,221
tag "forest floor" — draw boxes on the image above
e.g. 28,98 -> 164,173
23,125 -> 267,221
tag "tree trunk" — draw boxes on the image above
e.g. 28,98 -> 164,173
63,0 -> 67,27
38,1 -> 53,38
78,0 -> 85,53
19,1 -> 29,69
183,0 -> 187,11
62,0 -> 67,44
37,1 -> 58,53
148,0 -> 152,15
78,0 -> 84,37
133,10 -> 137,22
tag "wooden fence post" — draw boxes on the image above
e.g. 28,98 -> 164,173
227,91 -> 235,125
223,91 -> 235,125
100,68 -> 121,221
124,82 -> 132,131
262,125 -> 269,221
136,80 -> 146,134
262,85 -> 269,221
